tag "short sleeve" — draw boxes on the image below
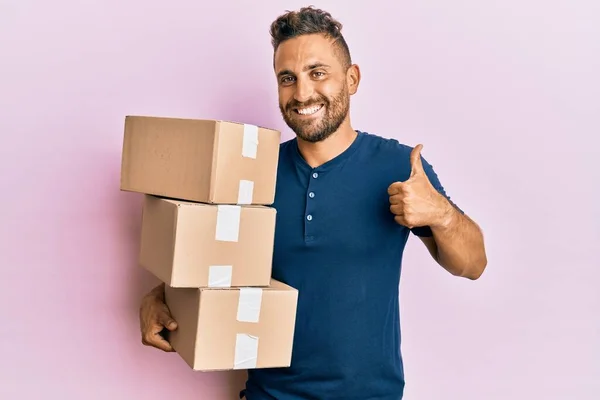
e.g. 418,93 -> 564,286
410,155 -> 464,238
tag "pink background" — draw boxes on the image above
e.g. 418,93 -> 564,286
1,0 -> 598,399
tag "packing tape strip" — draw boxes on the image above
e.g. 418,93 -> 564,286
237,287 -> 263,323
237,179 -> 254,204
215,205 -> 241,242
233,333 -> 259,369
207,265 -> 232,287
242,124 -> 259,159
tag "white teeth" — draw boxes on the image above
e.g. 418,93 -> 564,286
297,105 -> 322,115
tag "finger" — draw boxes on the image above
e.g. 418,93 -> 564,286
158,311 -> 178,331
389,204 -> 404,215
394,215 -> 416,229
389,194 -> 404,205
387,182 -> 404,196
143,331 -> 175,352
409,144 -> 424,177
393,214 -> 409,228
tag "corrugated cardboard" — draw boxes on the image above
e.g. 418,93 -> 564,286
120,115 -> 281,205
165,279 -> 298,371
139,195 -> 276,288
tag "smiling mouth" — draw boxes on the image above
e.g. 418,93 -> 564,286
294,104 -> 324,116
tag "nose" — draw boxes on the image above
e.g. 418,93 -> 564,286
293,77 -> 314,103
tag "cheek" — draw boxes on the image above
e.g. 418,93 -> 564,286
317,79 -> 344,98
277,86 -> 294,104
277,89 -> 290,106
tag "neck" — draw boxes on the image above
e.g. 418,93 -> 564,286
296,120 -> 357,168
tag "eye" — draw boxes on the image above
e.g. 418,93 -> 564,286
312,71 -> 325,78
280,76 -> 295,85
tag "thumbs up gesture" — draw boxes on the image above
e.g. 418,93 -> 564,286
388,144 -> 449,229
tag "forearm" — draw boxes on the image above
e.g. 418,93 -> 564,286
431,201 -> 487,280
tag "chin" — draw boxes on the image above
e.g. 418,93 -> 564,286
295,127 -> 334,143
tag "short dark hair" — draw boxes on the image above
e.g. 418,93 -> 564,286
269,6 -> 352,69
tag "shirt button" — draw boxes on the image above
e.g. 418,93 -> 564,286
312,172 -> 319,178
306,214 -> 313,221
308,192 -> 315,198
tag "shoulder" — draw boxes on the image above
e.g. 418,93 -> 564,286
358,130 -> 450,194
358,130 -> 461,211
359,131 -> 414,158
274,138 -> 299,175
275,138 -> 296,161
357,131 -> 417,181
278,137 -> 296,153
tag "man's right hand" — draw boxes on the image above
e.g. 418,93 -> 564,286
139,283 -> 178,352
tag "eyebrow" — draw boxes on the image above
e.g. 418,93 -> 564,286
277,63 -> 331,78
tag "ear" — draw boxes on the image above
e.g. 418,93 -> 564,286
346,64 -> 361,95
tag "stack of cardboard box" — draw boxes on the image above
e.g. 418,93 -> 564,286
119,115 -> 298,371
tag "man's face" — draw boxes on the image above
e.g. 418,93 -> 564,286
274,34 -> 359,143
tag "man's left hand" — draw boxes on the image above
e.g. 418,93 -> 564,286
388,144 -> 452,229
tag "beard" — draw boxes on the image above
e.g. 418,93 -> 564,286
279,84 -> 350,143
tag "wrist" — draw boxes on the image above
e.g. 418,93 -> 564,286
432,196 -> 457,230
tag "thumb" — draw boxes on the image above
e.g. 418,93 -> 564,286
159,311 -> 178,331
409,144 -> 425,177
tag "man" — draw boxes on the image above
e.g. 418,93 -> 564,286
139,6 -> 487,400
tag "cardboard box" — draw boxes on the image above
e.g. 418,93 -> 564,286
120,115 -> 281,205
165,279 -> 298,371
139,195 -> 276,288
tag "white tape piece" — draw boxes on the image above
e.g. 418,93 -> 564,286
237,180 -> 254,204
234,333 -> 259,369
242,124 -> 259,159
215,205 -> 241,242
208,265 -> 232,287
237,288 -> 263,323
